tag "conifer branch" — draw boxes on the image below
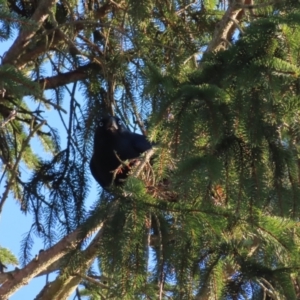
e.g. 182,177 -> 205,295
122,78 -> 148,135
33,201 -> 120,299
0,119 -> 46,215
4,19 -> 131,68
205,1 -> 243,53
3,0 -> 58,65
38,63 -> 101,90
0,221 -> 104,298
10,32 -> 65,69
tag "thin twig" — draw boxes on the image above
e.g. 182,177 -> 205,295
133,148 -> 156,178
39,97 -> 68,114
79,274 -> 109,289
176,0 -> 196,15
0,109 -> 17,128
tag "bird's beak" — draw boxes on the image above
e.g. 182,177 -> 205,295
106,117 -> 118,131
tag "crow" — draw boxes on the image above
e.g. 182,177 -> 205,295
90,116 -> 152,188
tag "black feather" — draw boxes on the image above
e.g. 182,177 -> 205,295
90,116 -> 152,188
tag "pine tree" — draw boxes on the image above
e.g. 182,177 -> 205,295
1,0 -> 300,299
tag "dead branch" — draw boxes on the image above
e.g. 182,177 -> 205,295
38,63 -> 102,90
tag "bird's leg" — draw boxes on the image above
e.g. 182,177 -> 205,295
111,151 -> 133,184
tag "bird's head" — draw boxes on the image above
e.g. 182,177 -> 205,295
96,116 -> 129,137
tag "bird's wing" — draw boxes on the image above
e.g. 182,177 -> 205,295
90,155 -> 113,188
131,133 -> 152,154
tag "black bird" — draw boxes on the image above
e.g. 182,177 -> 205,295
90,116 -> 152,188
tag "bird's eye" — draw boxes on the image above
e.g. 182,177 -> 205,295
117,120 -> 122,126
99,121 -> 103,127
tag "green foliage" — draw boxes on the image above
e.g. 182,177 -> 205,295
4,0 -> 300,299
0,246 -> 18,266
137,3 -> 300,298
